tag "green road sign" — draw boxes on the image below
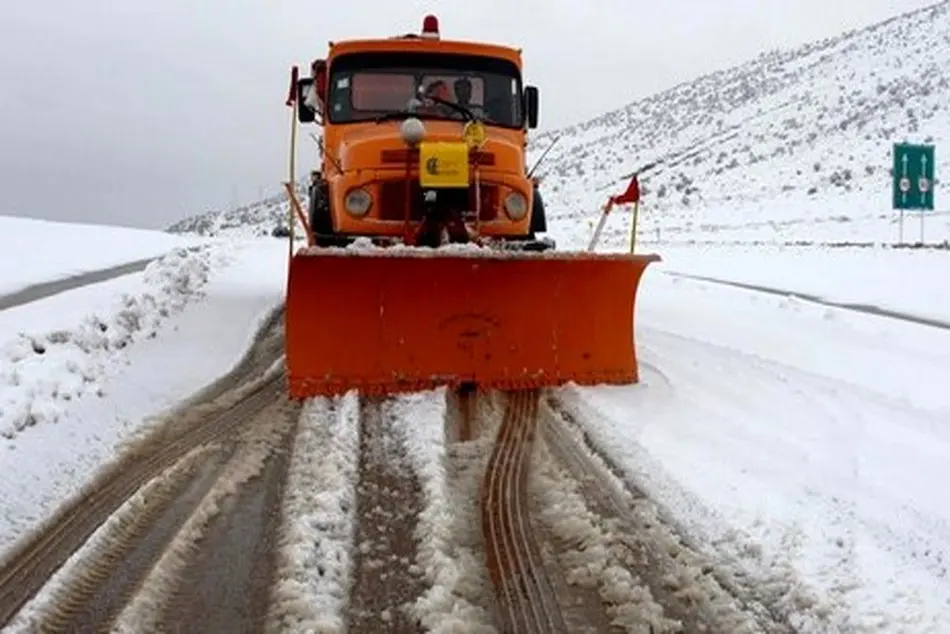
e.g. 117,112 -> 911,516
892,143 -> 935,211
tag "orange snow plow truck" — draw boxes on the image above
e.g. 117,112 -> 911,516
282,15 -> 659,399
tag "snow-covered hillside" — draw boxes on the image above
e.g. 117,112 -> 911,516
0,215 -> 204,295
531,0 -> 950,248
166,184 -> 307,239
166,2 -> 950,250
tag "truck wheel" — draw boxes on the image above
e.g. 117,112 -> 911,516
530,185 -> 547,235
308,181 -> 333,235
307,180 -> 355,247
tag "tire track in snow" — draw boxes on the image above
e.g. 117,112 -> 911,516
0,372 -> 286,630
0,306 -> 287,630
542,395 -> 776,633
144,398 -> 300,633
545,390 -> 809,633
481,389 -> 567,633
525,460 -> 623,634
2,372 -> 292,633
4,445 -> 228,632
346,395 -> 426,633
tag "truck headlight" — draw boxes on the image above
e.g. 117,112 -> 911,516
503,191 -> 528,220
344,187 -> 372,216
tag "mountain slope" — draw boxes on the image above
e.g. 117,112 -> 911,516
167,2 -> 950,247
530,0 -> 950,248
167,185 -> 306,238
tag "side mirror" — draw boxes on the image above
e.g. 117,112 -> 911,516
296,78 -> 316,123
524,85 -> 539,129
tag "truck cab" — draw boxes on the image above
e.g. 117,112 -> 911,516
293,15 -> 548,249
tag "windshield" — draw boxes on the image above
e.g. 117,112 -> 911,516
326,51 -> 523,128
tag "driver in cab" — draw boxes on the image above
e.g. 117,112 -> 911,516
421,77 -> 483,119
452,77 -> 485,119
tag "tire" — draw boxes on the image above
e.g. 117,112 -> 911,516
307,180 -> 355,247
307,180 -> 334,236
530,185 -> 547,235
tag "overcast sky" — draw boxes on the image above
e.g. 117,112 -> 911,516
0,0 -> 936,229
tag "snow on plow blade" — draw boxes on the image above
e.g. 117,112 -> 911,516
283,248 -> 660,398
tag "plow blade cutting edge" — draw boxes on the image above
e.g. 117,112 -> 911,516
283,248 -> 660,398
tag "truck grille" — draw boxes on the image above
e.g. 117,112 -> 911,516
377,182 -> 500,222
380,148 -> 495,166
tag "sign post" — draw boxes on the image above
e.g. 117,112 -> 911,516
892,143 -> 935,244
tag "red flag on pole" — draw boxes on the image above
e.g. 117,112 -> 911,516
589,173 -> 645,251
609,174 -> 640,206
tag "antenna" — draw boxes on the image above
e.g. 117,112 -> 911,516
527,134 -> 561,179
309,132 -> 343,175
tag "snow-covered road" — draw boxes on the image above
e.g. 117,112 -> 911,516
0,212 -> 948,631
565,269 -> 950,632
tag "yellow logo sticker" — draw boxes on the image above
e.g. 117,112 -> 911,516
419,142 -> 470,188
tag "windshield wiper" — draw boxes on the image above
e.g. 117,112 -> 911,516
427,95 -> 478,122
373,110 -> 419,124
372,97 -> 480,125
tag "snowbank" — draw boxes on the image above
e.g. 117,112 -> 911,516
0,245 -> 229,440
0,239 -> 288,558
0,214 -> 207,295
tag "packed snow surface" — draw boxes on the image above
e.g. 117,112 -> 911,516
0,215 -> 206,295
640,243 -> 949,324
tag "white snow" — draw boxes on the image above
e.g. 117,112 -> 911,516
0,215 -> 207,294
643,243 -> 950,324
530,437 -> 682,633
0,245 -> 224,441
0,237 -> 288,555
166,186 -> 308,240
268,393 -> 361,633
532,20 -> 950,628
560,254 -> 950,632
2,2 -> 950,631
387,389 -> 497,632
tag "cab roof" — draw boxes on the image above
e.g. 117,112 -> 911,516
325,15 -> 523,69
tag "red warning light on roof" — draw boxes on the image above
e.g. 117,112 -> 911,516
421,15 -> 440,38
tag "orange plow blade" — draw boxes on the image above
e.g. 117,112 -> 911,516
284,248 -> 660,398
